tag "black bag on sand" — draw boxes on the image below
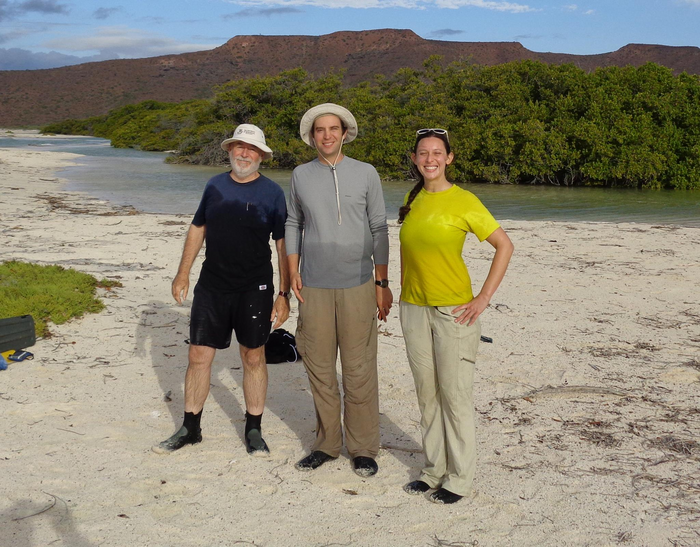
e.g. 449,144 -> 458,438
265,328 -> 299,364
0,315 -> 36,353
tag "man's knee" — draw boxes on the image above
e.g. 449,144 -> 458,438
241,345 -> 266,369
188,344 -> 216,370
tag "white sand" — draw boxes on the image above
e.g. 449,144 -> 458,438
1,138 -> 699,547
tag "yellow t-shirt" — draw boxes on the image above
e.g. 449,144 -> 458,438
400,185 -> 500,307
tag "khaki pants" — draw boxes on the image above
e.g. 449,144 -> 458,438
295,279 -> 379,459
400,300 -> 481,496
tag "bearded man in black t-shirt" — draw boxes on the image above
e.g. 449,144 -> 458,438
153,124 -> 290,456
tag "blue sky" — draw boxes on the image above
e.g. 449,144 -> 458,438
1,0 -> 699,70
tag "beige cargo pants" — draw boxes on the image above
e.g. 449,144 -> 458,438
400,300 -> 482,496
295,279 -> 379,459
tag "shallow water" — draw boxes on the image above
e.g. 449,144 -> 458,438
2,134 -> 699,226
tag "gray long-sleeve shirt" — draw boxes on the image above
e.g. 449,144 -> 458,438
285,156 -> 389,289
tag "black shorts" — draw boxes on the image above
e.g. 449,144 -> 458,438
190,283 -> 274,349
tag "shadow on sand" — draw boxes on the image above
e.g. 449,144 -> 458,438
1,493 -> 93,547
136,299 -> 420,468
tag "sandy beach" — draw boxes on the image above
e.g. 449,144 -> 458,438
1,135 -> 699,547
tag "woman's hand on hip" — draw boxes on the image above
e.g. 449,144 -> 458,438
452,293 -> 490,326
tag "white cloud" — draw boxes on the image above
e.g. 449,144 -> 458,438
21,0 -> 68,13
564,4 -> 577,11
514,33 -> 543,40
434,0 -> 534,11
0,0 -> 69,22
42,26 -> 218,57
430,28 -> 465,37
93,7 -> 122,20
226,0 -> 534,12
228,0 -> 420,6
583,8 -> 593,14
0,27 -> 32,43
226,6 -> 304,17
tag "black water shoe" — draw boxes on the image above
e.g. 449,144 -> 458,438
430,487 -> 463,505
404,480 -> 431,495
295,451 -> 336,471
352,456 -> 378,477
152,425 -> 202,454
245,428 -> 270,456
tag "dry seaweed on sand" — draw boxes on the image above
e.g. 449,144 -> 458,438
644,435 -> 699,456
35,193 -> 139,215
500,384 -> 629,402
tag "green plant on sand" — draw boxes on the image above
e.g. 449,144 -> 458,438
0,261 -> 122,337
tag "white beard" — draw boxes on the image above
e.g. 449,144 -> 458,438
230,155 -> 261,180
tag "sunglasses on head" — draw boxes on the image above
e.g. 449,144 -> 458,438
416,128 -> 449,141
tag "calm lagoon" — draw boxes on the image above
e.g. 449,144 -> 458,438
2,134 -> 699,226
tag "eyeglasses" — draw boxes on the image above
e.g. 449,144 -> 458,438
416,128 -> 449,141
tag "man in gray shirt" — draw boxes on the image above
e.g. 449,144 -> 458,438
286,103 -> 392,476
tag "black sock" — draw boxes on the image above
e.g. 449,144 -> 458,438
245,411 -> 262,436
183,410 -> 202,435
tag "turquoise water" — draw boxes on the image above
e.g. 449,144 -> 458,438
2,134 -> 699,226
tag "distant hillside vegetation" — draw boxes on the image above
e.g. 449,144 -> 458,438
43,61 -> 700,190
3,29 -> 700,127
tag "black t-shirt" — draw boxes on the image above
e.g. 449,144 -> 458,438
192,172 -> 287,293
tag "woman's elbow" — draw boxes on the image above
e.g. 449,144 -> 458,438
503,237 -> 514,256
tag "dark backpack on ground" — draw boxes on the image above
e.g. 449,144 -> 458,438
0,315 -> 36,353
265,328 -> 299,364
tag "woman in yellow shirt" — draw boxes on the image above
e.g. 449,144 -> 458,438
399,129 -> 514,504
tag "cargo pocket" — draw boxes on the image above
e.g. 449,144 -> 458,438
363,281 -> 378,361
364,313 -> 378,361
295,303 -> 306,359
458,316 -> 481,365
435,306 -> 481,365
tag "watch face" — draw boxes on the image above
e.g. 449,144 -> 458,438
376,279 -> 389,288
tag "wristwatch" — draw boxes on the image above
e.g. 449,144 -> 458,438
278,291 -> 289,298
375,279 -> 389,289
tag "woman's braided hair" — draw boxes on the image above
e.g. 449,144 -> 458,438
397,180 -> 424,225
397,130 -> 452,224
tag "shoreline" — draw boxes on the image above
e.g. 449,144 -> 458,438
1,146 -> 700,546
4,128 -> 700,228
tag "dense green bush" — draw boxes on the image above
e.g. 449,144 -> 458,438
42,59 -> 700,189
0,261 -> 121,337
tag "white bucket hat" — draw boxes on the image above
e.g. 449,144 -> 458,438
299,103 -> 358,147
220,124 -> 273,160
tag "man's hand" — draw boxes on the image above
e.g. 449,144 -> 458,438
271,295 -> 290,329
291,272 -> 304,303
172,273 -> 190,305
376,286 -> 393,322
171,224 -> 204,306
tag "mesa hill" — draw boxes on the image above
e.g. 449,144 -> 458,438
2,29 -> 700,127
